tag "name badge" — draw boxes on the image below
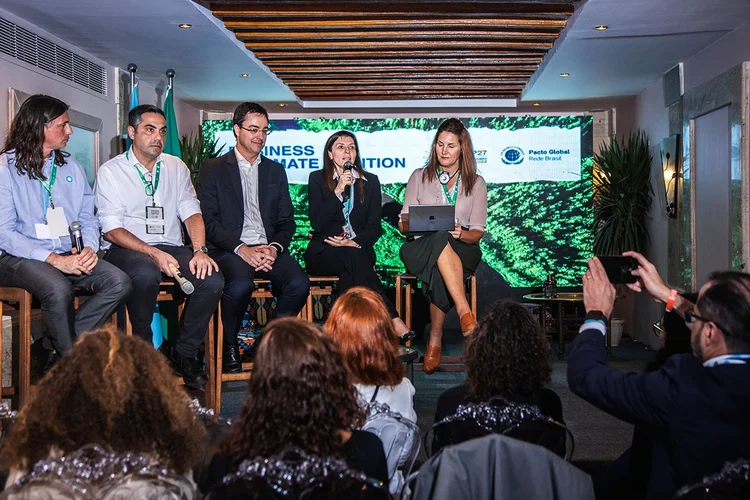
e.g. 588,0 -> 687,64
146,206 -> 165,235
341,224 -> 357,240
35,207 -> 69,239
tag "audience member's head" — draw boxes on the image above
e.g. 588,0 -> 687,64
692,271 -> 750,359
1,327 -> 205,473
464,299 -> 552,402
221,318 -> 365,467
324,287 -> 406,386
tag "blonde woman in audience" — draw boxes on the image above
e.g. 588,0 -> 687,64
1,326 -> 205,489
324,286 -> 417,422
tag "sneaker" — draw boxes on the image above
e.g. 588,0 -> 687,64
170,349 -> 207,391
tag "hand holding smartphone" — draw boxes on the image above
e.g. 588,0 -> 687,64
596,255 -> 638,284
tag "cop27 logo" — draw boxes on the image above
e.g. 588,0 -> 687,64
501,146 -> 524,165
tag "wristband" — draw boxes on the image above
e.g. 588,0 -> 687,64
665,289 -> 678,312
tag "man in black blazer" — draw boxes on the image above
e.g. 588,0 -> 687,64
568,252 -> 750,500
197,102 -> 309,372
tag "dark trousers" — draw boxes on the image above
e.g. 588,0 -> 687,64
214,249 -> 309,345
105,245 -> 224,358
305,246 -> 399,319
0,252 -> 132,354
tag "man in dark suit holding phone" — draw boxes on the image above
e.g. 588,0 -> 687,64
197,102 -> 309,373
568,252 -> 750,500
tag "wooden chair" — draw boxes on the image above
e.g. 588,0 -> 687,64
394,273 -> 477,367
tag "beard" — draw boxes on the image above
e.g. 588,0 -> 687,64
691,326 -> 704,360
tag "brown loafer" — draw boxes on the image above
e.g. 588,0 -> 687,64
460,312 -> 477,336
423,344 -> 442,375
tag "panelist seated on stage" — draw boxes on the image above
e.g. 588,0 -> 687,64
197,102 -> 309,374
95,104 -> 223,391
398,118 -> 487,375
305,130 -> 411,340
0,94 -> 131,364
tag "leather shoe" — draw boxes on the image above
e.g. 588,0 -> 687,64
170,349 -> 207,391
223,344 -> 242,373
460,312 -> 477,336
423,344 -> 442,375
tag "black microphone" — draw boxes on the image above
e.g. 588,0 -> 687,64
343,161 -> 353,171
69,221 -> 83,253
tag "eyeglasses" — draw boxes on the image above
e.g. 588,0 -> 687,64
239,126 -> 272,136
652,320 -> 666,338
685,309 -> 730,335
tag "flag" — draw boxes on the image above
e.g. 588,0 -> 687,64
163,85 -> 182,159
126,80 -> 139,149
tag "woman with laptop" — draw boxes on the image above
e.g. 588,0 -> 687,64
398,118 -> 487,374
306,130 -> 414,341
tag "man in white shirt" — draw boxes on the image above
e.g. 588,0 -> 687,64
95,104 -> 223,390
197,102 -> 309,372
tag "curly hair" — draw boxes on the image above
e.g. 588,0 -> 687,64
1,94 -> 70,180
220,318 -> 365,468
1,327 -> 205,473
324,286 -> 405,386
464,299 -> 552,402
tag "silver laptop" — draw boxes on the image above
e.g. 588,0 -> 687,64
408,204 -> 456,234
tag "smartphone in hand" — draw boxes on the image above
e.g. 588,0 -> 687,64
596,255 -> 638,284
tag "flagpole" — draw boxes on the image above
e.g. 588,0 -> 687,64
166,68 -> 175,91
128,63 -> 137,96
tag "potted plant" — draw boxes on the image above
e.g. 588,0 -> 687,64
179,132 -> 223,184
593,130 -> 653,345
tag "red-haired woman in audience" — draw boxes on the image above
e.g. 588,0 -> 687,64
325,286 -> 417,422
204,318 -> 388,492
1,327 -> 205,488
398,118 -> 487,374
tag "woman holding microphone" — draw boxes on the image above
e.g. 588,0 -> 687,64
306,130 -> 413,340
399,118 -> 487,374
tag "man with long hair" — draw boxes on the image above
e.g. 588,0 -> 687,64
0,94 -> 131,362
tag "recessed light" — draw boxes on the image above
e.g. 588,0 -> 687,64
594,25 -> 608,31
559,73 -> 570,77
277,103 -> 287,107
240,73 -> 249,78
178,23 -> 192,29
532,102 -> 541,107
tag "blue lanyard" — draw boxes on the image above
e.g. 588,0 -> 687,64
343,183 -> 354,225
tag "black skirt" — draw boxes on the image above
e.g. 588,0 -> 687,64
399,231 -> 481,313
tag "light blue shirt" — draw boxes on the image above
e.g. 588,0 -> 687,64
0,151 -> 100,262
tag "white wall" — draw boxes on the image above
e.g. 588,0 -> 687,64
135,80 -> 201,140
684,19 -> 750,92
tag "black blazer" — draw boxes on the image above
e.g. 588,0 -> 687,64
305,169 -> 382,261
197,152 -> 295,253
568,329 -> 750,500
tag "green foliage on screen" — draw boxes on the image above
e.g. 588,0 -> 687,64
203,116 -> 593,287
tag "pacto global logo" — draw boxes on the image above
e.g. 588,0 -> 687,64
501,146 -> 524,165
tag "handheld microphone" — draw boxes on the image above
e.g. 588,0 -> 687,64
69,221 -> 84,253
168,263 -> 195,295
343,161 -> 353,171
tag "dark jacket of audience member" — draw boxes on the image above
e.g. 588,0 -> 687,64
202,318 -> 388,494
433,299 -> 563,454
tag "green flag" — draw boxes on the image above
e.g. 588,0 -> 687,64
163,85 -> 182,159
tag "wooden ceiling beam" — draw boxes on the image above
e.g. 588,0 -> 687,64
270,64 -> 537,72
245,40 -> 553,50
260,58 -> 543,66
295,93 -> 522,99
234,30 -> 560,40
254,50 -> 547,58
265,61 -> 540,69
284,77 -> 529,84
223,18 -> 568,29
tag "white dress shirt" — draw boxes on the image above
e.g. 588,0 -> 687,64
234,148 -> 267,251
94,148 -> 201,247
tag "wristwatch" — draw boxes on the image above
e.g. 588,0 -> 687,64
193,246 -> 208,254
585,310 -> 609,326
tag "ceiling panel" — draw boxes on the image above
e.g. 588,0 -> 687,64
211,0 -> 574,101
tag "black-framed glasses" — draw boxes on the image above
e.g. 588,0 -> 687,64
685,309 -> 729,334
239,125 -> 272,136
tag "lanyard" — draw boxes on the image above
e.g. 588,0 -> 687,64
704,354 -> 750,367
343,183 -> 355,226
127,151 -> 161,206
39,162 -> 58,214
441,173 -> 460,205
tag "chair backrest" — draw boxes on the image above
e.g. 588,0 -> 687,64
207,448 -> 391,500
428,397 -> 574,460
0,444 -> 195,500
674,458 -> 750,500
362,402 -> 420,495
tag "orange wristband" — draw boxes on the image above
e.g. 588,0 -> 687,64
665,289 -> 678,312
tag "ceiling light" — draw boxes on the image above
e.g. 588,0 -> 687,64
559,73 -> 570,77
178,23 -> 192,29
532,102 -> 541,107
240,73 -> 249,78
594,25 -> 608,31
277,103 -> 287,107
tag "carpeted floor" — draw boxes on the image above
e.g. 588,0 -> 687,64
216,330 -> 655,478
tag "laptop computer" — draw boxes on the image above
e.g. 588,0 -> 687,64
408,204 -> 456,234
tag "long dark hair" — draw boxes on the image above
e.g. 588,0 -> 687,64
323,130 -> 366,202
422,118 -> 478,196
1,94 -> 70,180
220,318 -> 365,467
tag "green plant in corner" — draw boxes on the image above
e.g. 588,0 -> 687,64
180,132 -> 223,184
593,130 -> 653,255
